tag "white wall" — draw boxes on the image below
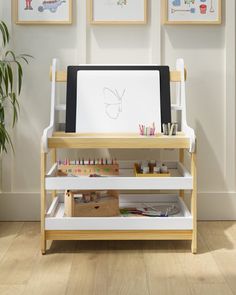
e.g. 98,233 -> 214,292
0,0 -> 235,220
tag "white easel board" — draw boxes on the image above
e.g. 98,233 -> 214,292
76,70 -> 161,133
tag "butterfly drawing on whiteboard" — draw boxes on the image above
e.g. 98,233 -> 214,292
103,87 -> 126,120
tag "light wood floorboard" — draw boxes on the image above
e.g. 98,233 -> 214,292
0,222 -> 23,262
0,222 -> 236,295
0,285 -> 25,295
198,221 -> 236,295
0,223 -> 40,285
23,241 -> 76,295
143,240 -> 192,295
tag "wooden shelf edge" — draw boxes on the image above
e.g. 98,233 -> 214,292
47,133 -> 190,149
45,230 -> 193,241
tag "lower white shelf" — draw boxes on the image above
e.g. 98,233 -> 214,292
45,194 -> 192,231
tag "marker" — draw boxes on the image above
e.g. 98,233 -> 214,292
168,123 -> 171,135
139,124 -> 143,135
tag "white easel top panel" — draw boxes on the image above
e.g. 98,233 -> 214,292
76,70 -> 161,134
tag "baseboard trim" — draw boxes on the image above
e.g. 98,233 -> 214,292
197,192 -> 236,220
0,192 -> 236,221
0,193 -> 40,221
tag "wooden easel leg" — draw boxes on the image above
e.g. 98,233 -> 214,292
41,151 -> 47,255
191,151 -> 197,254
51,148 -> 57,199
179,149 -> 185,199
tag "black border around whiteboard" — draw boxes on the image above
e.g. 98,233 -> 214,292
65,65 -> 171,133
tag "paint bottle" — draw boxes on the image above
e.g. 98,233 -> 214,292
153,166 -> 161,174
142,166 -> 150,174
160,164 -> 168,174
200,4 -> 207,14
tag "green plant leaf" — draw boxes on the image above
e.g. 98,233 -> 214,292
15,61 -> 23,95
0,21 -> 32,153
19,54 -> 34,59
5,50 -> 16,61
18,54 -> 33,64
20,56 -> 29,64
3,65 -> 9,94
0,105 -> 5,123
0,122 -> 13,153
0,23 -> 6,47
7,64 -> 13,92
9,92 -> 19,127
0,21 -> 9,45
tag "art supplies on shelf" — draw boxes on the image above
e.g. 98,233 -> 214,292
162,122 -> 178,136
120,204 -> 180,217
64,190 -> 119,217
57,158 -> 119,177
134,162 -> 170,177
139,123 -> 156,136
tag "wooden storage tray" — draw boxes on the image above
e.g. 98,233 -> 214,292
58,164 -> 119,176
64,190 -> 119,217
134,163 -> 171,177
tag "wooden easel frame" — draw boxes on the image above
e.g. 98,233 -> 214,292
41,58 -> 197,254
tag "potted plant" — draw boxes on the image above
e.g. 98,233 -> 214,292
0,21 -> 32,153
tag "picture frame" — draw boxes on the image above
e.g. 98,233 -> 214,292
13,0 -> 72,25
89,0 -> 147,25
162,0 -> 221,25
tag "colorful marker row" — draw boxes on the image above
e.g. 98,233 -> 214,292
57,158 -> 118,166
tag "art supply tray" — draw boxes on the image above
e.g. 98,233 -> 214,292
46,161 -> 192,191
46,194 -> 192,231
57,163 -> 119,177
134,163 -> 171,177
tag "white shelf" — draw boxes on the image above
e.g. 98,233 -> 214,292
45,162 -> 192,190
45,194 -> 192,231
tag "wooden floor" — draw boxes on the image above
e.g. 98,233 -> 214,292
0,222 -> 236,295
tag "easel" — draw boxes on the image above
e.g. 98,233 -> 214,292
41,59 -> 197,254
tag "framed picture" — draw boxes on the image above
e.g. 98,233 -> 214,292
163,0 -> 221,25
14,0 -> 72,24
89,0 -> 147,25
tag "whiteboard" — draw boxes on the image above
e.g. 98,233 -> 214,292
76,70 -> 161,134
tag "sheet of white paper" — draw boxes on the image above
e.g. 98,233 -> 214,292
76,70 -> 161,134
93,0 -> 145,22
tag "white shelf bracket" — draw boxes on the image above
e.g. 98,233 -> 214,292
176,58 -> 196,153
42,58 -> 57,153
